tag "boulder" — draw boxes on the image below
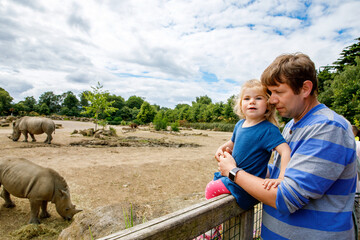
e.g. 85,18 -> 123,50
58,204 -> 150,240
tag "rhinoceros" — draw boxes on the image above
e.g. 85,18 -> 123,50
12,116 -> 55,144
0,158 -> 82,224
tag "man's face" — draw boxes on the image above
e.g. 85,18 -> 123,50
267,83 -> 304,121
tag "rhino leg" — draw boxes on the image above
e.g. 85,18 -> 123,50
29,199 -> 41,224
39,201 -> 51,219
44,134 -> 52,144
22,131 -> 28,142
30,133 -> 36,142
1,189 -> 16,208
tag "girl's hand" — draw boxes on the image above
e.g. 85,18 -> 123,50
218,151 -> 237,177
224,147 -> 232,155
215,147 -> 224,162
263,178 -> 283,190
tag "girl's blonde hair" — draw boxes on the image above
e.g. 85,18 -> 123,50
233,79 -> 279,126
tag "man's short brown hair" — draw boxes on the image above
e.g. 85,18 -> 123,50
261,53 -> 318,95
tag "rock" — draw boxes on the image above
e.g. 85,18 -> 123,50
58,204 -> 149,240
6,116 -> 16,122
80,128 -> 94,137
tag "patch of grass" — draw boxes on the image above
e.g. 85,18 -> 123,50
123,204 -> 134,229
9,220 -> 72,240
10,224 -> 56,240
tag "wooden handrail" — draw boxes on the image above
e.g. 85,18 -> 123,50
98,194 -> 254,240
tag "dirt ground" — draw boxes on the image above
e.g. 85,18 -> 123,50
0,120 -> 232,239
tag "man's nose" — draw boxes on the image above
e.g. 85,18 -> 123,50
269,95 -> 277,104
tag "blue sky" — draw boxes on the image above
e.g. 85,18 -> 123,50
0,0 -> 359,108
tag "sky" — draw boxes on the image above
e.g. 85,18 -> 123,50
0,0 -> 359,108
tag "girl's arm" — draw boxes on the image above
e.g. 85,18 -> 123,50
215,140 -> 234,161
274,142 -> 291,179
263,142 -> 291,190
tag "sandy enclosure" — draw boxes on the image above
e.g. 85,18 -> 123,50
0,120 -> 232,239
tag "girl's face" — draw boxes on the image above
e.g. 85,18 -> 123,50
241,87 -> 268,121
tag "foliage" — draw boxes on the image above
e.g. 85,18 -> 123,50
0,87 -> 13,115
333,37 -> 360,72
330,57 -> 360,122
317,37 -> 360,124
154,110 -> 168,131
126,95 -> 144,109
98,119 -> 108,129
61,91 -> 80,116
81,82 -> 118,130
137,101 -> 156,124
38,91 -> 62,114
189,122 -> 235,132
171,121 -> 180,132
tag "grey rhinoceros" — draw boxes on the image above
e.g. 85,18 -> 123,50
12,116 -> 55,144
0,158 -> 82,224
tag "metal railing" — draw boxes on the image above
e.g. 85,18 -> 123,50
98,194 -> 262,240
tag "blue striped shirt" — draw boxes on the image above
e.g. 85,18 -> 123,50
262,104 -> 357,239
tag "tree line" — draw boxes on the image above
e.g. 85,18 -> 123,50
1,37 -> 359,130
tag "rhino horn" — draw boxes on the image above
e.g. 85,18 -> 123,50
75,209 -> 83,214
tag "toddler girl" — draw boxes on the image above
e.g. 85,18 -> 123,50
206,79 -> 291,210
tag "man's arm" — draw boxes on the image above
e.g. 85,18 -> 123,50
218,151 -> 278,208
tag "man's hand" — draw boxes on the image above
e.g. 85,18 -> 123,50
218,151 -> 237,177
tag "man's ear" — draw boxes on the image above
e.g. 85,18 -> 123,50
302,80 -> 313,98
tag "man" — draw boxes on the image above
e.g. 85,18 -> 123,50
217,53 -> 357,239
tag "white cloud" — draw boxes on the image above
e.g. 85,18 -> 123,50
0,0 -> 359,107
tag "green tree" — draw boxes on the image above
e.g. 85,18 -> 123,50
22,96 -> 37,113
39,103 -> 50,115
223,95 -> 238,123
177,104 -> 190,121
0,88 -> 13,115
126,95 -> 144,109
137,101 -> 156,124
107,94 -> 125,118
333,37 -> 360,72
213,102 -> 224,121
12,102 -> 26,115
330,57 -> 360,122
38,91 -> 61,114
195,95 -> 212,105
81,82 -> 118,130
153,110 -> 168,130
317,67 -> 335,108
61,91 -> 80,116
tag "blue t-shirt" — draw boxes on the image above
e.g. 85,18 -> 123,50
214,119 -> 286,210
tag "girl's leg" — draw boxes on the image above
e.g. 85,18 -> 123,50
198,180 -> 230,240
205,179 -> 230,199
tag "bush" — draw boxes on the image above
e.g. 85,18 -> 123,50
171,122 -> 179,132
178,119 -> 190,128
154,119 -> 168,131
189,122 -> 235,132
